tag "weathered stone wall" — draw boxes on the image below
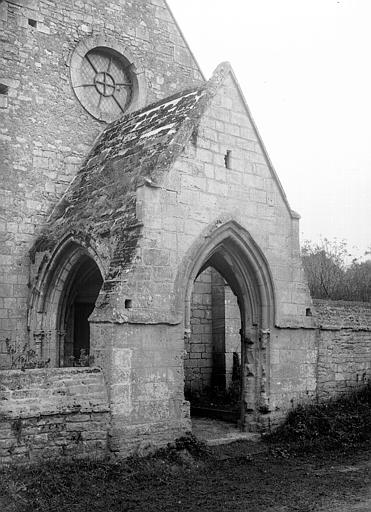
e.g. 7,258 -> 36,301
314,299 -> 371,329
211,268 -> 227,388
185,268 -> 213,394
269,327 -> 317,413
224,285 -> 241,389
90,322 -> 190,456
268,300 -> 371,421
0,367 -> 110,465
160,72 -> 312,328
185,267 -> 241,395
0,0 -> 203,364
314,299 -> 371,398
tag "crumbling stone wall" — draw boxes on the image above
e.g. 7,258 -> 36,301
0,367 -> 110,466
314,299 -> 371,398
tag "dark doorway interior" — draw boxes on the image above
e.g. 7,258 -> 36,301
60,257 -> 103,366
73,302 -> 95,360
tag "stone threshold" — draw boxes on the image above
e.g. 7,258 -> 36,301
191,416 -> 261,446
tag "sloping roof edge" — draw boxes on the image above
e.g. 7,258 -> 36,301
147,62 -> 236,186
217,63 -> 298,219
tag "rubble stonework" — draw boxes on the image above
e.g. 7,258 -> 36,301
0,367 -> 110,465
0,0 -> 370,465
314,300 -> 371,398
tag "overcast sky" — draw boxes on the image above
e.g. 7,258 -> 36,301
167,0 -> 370,257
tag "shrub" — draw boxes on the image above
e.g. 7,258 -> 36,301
266,383 -> 371,451
155,432 -> 210,462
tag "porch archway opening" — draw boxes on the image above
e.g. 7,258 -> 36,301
57,254 -> 103,367
29,240 -> 104,367
185,261 -> 245,425
181,222 -> 275,431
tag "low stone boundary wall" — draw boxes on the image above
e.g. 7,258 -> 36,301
314,299 -> 371,329
0,367 -> 110,466
314,299 -> 371,398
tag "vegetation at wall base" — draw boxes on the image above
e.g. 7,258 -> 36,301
265,382 -> 371,453
2,430 -> 370,512
154,432 -> 210,462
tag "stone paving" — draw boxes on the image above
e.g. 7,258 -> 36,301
191,417 -> 261,446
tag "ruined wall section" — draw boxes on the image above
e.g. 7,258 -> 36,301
0,367 -> 110,466
0,0 -> 203,358
314,299 -> 371,398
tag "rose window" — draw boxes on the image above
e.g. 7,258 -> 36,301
72,47 -> 134,123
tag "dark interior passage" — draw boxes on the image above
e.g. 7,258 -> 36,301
61,257 -> 103,366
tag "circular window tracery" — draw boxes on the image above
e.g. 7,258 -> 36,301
78,48 -> 132,119
70,38 -> 146,123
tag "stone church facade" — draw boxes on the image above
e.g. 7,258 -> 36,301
1,0 -> 370,463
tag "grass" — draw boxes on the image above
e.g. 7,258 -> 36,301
1,386 -> 370,511
1,435 -> 370,512
0,435 -> 208,512
265,382 -> 371,452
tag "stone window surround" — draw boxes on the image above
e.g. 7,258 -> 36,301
69,35 -> 147,123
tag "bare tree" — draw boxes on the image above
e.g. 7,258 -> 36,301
301,239 -> 370,302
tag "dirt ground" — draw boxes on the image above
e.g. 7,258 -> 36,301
1,440 -> 370,512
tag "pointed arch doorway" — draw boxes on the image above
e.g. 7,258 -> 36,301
58,255 -> 103,366
29,240 -> 104,367
181,222 -> 275,431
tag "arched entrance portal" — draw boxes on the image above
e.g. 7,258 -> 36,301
28,240 -> 104,368
58,256 -> 103,366
180,221 -> 275,431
